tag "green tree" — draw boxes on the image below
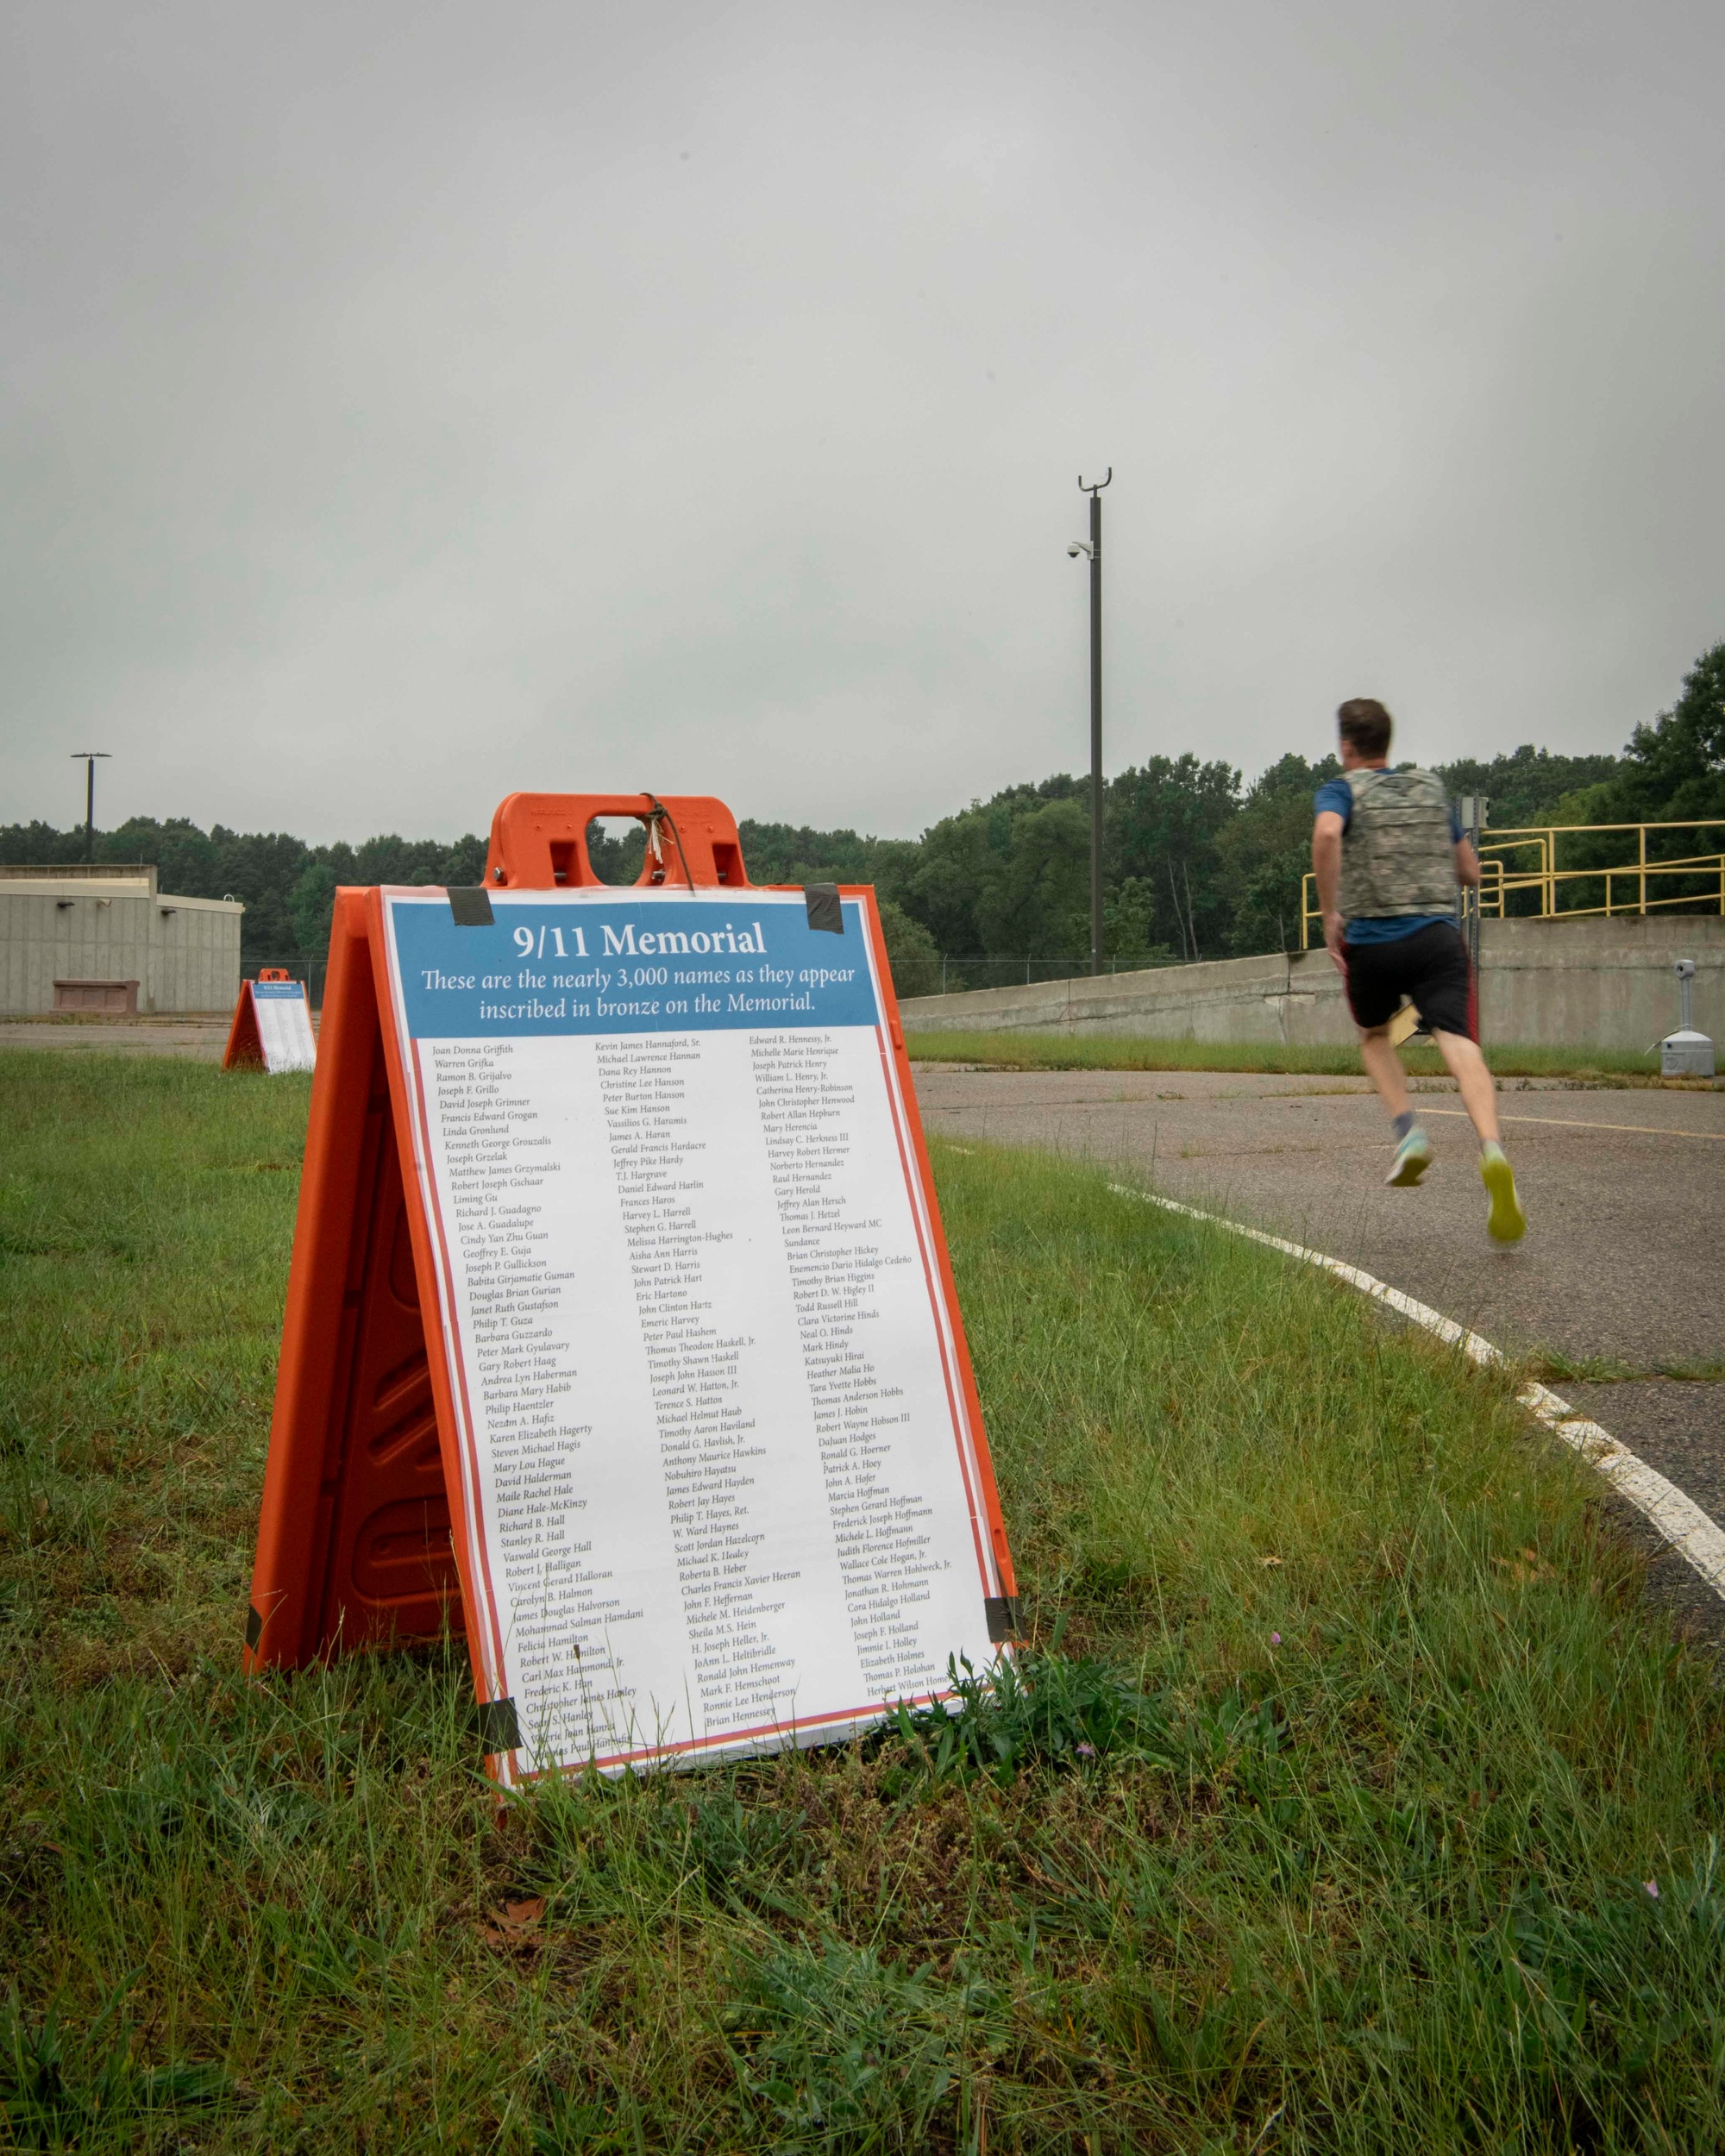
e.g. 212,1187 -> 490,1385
583,819 -> 648,885
0,819 -> 73,864
103,816 -> 223,897
737,821 -> 878,885
1104,755 -> 1240,959
289,862 -> 339,961
351,832 -> 486,887
204,829 -> 311,963
1215,751 -> 1339,956
896,805 -> 996,958
875,898 -> 942,999
1101,878 -> 1174,968
1618,639 -> 1725,824
1527,640 -> 1725,912
973,796 -> 1091,958
1432,745 -> 1622,830
888,779 -> 1086,963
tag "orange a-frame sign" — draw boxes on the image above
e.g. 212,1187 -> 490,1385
224,972 -> 317,1074
245,793 -> 1017,1787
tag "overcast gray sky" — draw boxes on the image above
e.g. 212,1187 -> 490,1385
3,0 -> 1720,844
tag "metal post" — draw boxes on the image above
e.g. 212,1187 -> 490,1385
71,752 -> 110,862
1459,795 -> 1488,1006
1077,471 -> 1111,976
1088,486 -> 1103,976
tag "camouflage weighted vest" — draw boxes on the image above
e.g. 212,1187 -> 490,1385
1339,766 -> 1458,921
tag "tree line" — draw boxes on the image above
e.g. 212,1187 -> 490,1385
7,640 -> 1718,998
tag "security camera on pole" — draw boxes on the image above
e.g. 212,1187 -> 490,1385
1070,470 -> 1111,977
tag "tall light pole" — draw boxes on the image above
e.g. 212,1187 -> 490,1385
70,752 -> 111,863
1070,470 -> 1111,975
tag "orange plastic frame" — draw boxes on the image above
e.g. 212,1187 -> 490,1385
244,793 -> 1017,1767
223,974 -> 305,1071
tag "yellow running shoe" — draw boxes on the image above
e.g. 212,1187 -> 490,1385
1480,1142 -> 1527,1244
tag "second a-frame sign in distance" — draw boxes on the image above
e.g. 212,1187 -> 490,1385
224,969 -> 317,1074
246,792 -> 1018,1788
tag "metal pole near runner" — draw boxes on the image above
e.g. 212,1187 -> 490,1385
1459,793 -> 1488,1038
1073,472 -> 1111,978
71,751 -> 110,862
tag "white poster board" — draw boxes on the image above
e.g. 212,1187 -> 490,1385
377,885 -> 1011,1784
251,981 -> 317,1073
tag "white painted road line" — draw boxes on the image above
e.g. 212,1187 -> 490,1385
1420,1107 -> 1725,1141
1109,1181 -> 1725,1604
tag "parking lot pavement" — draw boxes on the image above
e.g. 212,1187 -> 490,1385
1560,1382 -> 1725,1639
913,1060 -> 1725,1636
909,1065 -> 1723,1372
0,1016 -> 234,1060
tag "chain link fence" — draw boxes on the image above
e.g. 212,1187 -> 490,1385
909,953 -> 1194,997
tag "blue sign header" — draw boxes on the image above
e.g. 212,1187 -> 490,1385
389,894 -> 881,1039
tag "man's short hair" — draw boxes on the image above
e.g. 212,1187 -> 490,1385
1337,698 -> 1393,759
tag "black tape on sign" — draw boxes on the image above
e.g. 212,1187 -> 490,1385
804,883 -> 843,935
985,1595 -> 1021,1643
245,1604 -> 263,1651
474,1695 -> 523,1752
448,887 -> 495,927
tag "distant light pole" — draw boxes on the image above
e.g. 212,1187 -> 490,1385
70,752 -> 110,862
1069,470 -> 1111,975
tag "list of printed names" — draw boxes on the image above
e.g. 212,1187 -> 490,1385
419,1026 -> 983,1768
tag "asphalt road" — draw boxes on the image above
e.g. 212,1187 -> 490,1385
0,1015 -> 232,1059
912,1062 -> 1725,1630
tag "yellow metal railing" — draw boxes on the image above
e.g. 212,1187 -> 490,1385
1301,818 -> 1725,950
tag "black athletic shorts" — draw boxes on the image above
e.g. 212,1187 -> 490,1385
1342,922 -> 1474,1039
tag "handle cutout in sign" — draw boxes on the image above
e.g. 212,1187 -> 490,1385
244,790 -> 1018,1789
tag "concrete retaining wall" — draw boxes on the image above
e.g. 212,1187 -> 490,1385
0,865 -> 244,1015
898,916 -> 1725,1052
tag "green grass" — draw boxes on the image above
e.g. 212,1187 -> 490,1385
1521,1351 -> 1725,1387
4,1048 -> 1725,2151
905,1031 -> 1692,1085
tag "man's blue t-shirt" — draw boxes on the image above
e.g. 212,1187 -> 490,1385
1314,776 -> 1465,944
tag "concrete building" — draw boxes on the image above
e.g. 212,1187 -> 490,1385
898,914 -> 1725,1055
0,862 -> 244,1015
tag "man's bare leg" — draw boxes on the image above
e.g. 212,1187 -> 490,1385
1431,1027 -> 1526,1240
1358,1025 -> 1433,1184
1430,1028 -> 1501,1145
1358,1025 -> 1409,1116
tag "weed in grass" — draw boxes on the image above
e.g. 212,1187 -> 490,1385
887,1643 -> 1184,1785
8,1053 -> 1725,2149
1522,1350 -> 1725,1385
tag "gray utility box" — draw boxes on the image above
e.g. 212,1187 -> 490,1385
1660,959 -> 1716,1077
1662,1031 -> 1716,1077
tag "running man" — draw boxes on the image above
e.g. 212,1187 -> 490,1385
1312,698 -> 1527,1243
